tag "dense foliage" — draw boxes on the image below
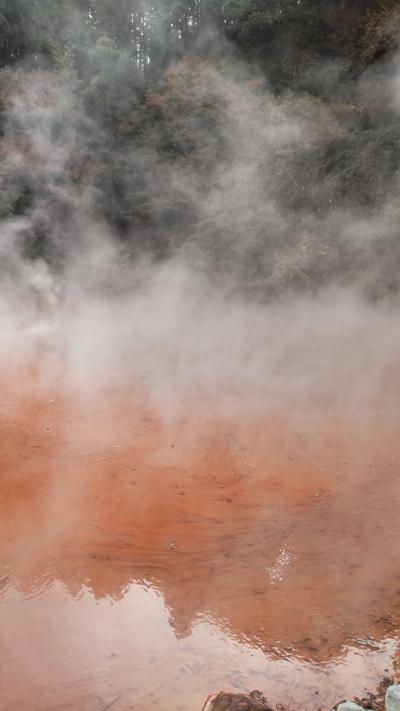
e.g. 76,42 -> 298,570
0,0 -> 399,296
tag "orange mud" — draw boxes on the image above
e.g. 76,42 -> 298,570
0,365 -> 400,710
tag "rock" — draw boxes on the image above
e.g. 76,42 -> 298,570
385,685 -> 400,711
202,691 -> 273,711
334,702 -> 372,711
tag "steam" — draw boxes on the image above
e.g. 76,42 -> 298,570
0,23 -> 399,421
1,15 -> 400,704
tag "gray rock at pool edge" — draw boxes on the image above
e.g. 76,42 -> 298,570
386,684 -> 400,711
333,703 -> 371,711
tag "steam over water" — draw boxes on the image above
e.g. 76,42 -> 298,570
0,288 -> 400,709
1,4 -> 400,709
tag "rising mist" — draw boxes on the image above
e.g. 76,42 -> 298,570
0,4 -> 400,709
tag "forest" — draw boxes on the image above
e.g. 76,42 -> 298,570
0,0 -> 399,299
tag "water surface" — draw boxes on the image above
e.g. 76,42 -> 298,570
0,368 -> 399,710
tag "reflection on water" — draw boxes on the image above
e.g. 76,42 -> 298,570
0,580 -> 398,711
0,368 -> 399,709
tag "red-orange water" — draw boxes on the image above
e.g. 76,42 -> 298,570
0,364 -> 399,710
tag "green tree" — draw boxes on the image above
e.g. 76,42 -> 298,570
82,35 -> 142,127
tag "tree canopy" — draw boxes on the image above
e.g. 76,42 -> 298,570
0,0 -> 399,296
